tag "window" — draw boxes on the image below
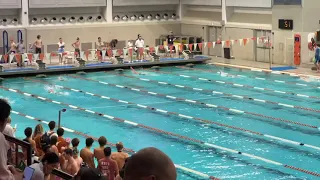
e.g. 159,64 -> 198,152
273,0 -> 302,5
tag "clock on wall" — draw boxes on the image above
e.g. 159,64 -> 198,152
279,19 -> 293,30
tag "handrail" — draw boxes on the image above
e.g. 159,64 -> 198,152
4,134 -> 32,166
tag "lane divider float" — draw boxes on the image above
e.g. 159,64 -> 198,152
24,77 -> 320,152
67,75 -> 320,131
10,110 -> 218,180
107,74 -> 319,130
141,69 -> 320,114
139,67 -> 320,100
209,62 -> 320,80
176,66 -> 320,90
2,86 -> 320,177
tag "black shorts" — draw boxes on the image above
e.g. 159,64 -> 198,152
35,47 -> 41,54
75,48 -> 80,54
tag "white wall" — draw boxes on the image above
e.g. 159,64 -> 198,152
113,0 -> 179,6
182,0 -> 221,6
226,0 -> 272,8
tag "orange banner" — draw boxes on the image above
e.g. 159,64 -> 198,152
169,46 -> 173,53
27,54 -> 33,62
117,49 -> 123,55
243,39 -> 248,46
3,55 -> 8,63
107,50 -> 112,57
39,53 -> 44,60
85,51 -> 89,60
207,42 -> 212,49
188,44 -> 193,51
15,54 -> 21,64
129,48 -> 133,56
149,47 -> 155,54
159,45 -> 164,50
198,43 -> 202,51
225,40 -> 230,48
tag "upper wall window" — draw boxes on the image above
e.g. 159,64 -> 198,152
273,0 -> 302,5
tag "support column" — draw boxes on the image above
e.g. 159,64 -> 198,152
106,0 -> 113,23
21,0 -> 29,26
177,0 -> 183,20
221,0 -> 227,57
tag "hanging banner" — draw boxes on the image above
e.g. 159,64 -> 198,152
139,48 -> 144,55
39,54 -> 44,60
231,40 -> 235,46
3,55 -> 8,63
204,42 -> 207,48
80,51 -> 85,59
251,37 -> 257,41
27,54 -> 33,62
239,39 -> 243,46
85,51 -> 90,60
207,42 -> 212,49
15,54 -> 21,64
117,49 -> 123,55
184,44 -> 189,49
198,43 -> 203,51
188,44 -> 193,51
221,41 -> 225,48
33,54 -> 39,61
0,55 -> 2,63
243,38 -> 248,46
107,50 -> 112,57
45,53 -> 51,61
179,44 -> 183,52
149,47 -> 155,54
102,50 -> 106,59
123,48 -> 128,57
159,45 -> 164,50
112,50 -> 117,57
174,45 -> 179,54
212,42 -> 216,49
128,48 -> 133,56
169,46 -> 173,53
193,43 -> 197,50
155,46 -> 159,55
9,54 -> 14,63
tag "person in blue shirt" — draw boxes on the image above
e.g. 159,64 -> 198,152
315,44 -> 320,72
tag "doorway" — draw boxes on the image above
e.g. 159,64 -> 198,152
208,26 -> 222,57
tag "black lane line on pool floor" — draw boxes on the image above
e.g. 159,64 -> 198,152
141,68 -> 320,115
24,77 -> 320,153
104,73 -> 319,131
177,66 -> 320,90
10,110 -> 217,180
125,67 -> 319,101
2,85 -> 320,177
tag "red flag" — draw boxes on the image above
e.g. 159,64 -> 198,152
39,53 -> 44,60
117,49 -> 123,55
85,51 -> 89,60
179,44 -> 183,52
235,40 -> 238,43
169,46 -> 173,53
198,43 -> 202,51
243,39 -> 248,46
251,37 -> 257,41
159,45 -> 164,50
96,50 -> 101,57
74,52 -> 79,56
188,44 -> 193,51
27,54 -> 33,62
207,42 -> 212,49
15,54 -> 21,64
3,55 -> 8,63
149,47 -> 155,53
225,40 -> 230,47
129,48 -> 133,56
51,52 -> 57,57
107,50 -> 112,57
62,52 -> 67,56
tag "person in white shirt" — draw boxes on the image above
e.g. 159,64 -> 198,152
0,99 -> 19,180
3,117 -> 15,137
58,38 -> 65,64
135,35 -> 145,60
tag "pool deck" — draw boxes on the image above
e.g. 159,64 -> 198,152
207,56 -> 320,79
0,57 -> 209,78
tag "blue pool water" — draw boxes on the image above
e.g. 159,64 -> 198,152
1,64 -> 320,179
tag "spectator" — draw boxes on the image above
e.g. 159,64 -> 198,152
0,99 -> 17,180
62,148 -> 79,176
23,127 -> 37,155
80,137 -> 95,168
94,136 -> 107,161
97,147 -> 119,180
47,121 -> 58,137
27,152 -> 60,180
3,116 -> 15,137
135,35 -> 145,60
50,136 -> 59,155
123,147 -> 177,180
56,127 -> 68,153
33,124 -> 44,156
75,166 -> 106,180
72,138 -> 83,167
111,142 -> 129,170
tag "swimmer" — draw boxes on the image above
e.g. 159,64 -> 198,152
58,76 -> 65,81
130,67 -> 145,75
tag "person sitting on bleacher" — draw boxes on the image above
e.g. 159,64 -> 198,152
0,99 -> 18,180
27,152 -> 60,180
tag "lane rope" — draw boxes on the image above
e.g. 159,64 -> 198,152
3,86 -> 320,177
106,74 -> 319,130
135,67 -> 320,100
209,62 -> 320,80
10,110 -> 218,180
177,66 -> 320,90
24,77 -> 320,152
142,69 -> 320,114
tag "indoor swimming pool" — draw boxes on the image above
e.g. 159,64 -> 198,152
1,64 -> 320,179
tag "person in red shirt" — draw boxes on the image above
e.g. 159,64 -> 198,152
97,147 -> 119,180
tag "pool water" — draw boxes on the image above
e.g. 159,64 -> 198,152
1,64 -> 320,179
